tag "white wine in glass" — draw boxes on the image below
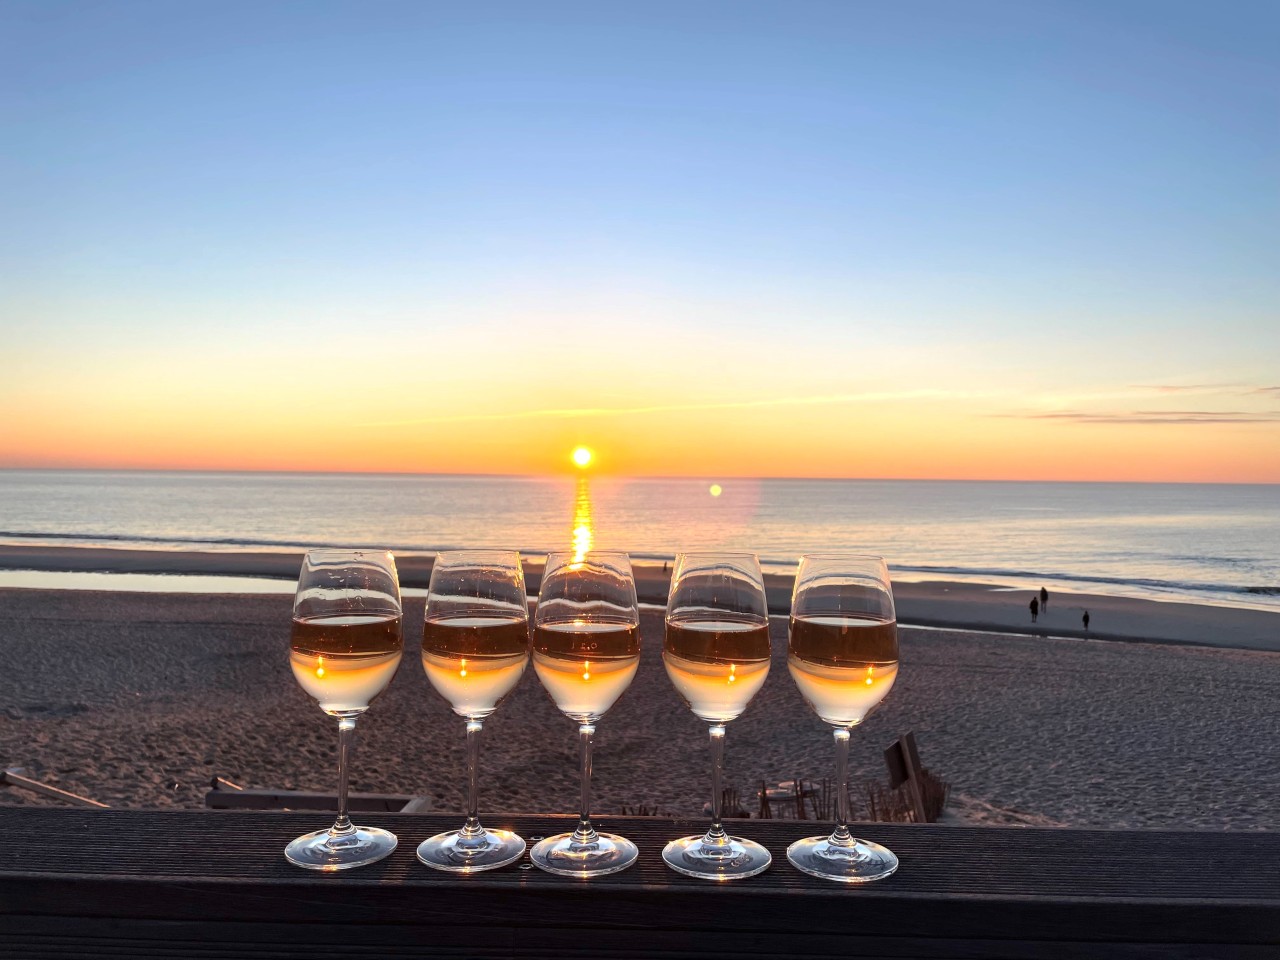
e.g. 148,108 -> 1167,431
421,616 -> 529,720
285,550 -> 403,871
532,620 -> 640,721
529,551 -> 641,877
417,551 -> 530,873
290,615 -> 403,714
788,617 -> 898,727
662,620 -> 771,723
787,554 -> 900,883
661,553 -> 772,880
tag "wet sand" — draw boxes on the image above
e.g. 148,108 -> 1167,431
2,544 -> 1277,650
1,588 -> 1277,829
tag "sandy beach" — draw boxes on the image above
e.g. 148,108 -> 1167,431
2,586 -> 1277,830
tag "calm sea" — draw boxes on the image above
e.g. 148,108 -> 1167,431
1,470 -> 1277,611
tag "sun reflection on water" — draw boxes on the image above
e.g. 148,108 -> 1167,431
571,476 -> 594,564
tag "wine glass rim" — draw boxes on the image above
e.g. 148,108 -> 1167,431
303,547 -> 393,560
674,551 -> 759,560
799,553 -> 886,562
434,549 -> 522,564
543,550 -> 631,561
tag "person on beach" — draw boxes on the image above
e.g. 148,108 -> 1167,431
1040,586 -> 1049,611
1082,610 -> 1090,632
1030,596 -> 1039,623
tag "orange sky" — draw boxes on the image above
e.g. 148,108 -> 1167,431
3,269 -> 1277,485
3,362 -> 1277,482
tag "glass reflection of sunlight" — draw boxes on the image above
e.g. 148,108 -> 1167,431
571,477 -> 594,564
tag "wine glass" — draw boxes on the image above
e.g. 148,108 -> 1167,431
285,549 -> 403,870
417,551 -> 530,872
662,552 -> 772,880
529,551 -> 641,877
786,554 -> 900,882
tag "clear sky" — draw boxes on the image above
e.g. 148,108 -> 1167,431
2,0 -> 1277,481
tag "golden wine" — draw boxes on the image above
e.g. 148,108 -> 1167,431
787,615 -> 899,726
532,620 -> 640,722
421,615 -> 530,719
662,619 -> 770,723
289,613 -> 403,714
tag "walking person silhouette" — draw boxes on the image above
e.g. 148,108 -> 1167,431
1082,610 -> 1090,632
1030,596 -> 1039,623
1040,586 -> 1049,612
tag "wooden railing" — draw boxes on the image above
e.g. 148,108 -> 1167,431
1,808 -> 1276,958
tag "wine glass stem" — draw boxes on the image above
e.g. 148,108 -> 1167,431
704,723 -> 728,844
571,722 -> 599,845
830,726 -> 855,846
461,718 -> 484,839
329,715 -> 358,840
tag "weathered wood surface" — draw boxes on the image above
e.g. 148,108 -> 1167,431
1,808 -> 1276,958
204,784 -> 418,811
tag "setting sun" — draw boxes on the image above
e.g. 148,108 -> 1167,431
571,446 -> 593,469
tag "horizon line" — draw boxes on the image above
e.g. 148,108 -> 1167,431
0,466 -> 1275,487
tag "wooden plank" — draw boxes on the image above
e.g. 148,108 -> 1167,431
1,768 -> 109,808
204,787 -> 417,811
2,918 -> 1276,959
0,809 -> 1276,958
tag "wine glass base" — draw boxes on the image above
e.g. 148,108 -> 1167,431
662,834 -> 771,880
786,835 -> 898,883
530,832 -> 639,878
284,825 -> 398,871
416,828 -> 526,873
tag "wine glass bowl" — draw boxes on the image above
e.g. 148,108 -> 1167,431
786,554 -> 900,883
661,552 -> 773,880
416,551 -> 530,873
529,551 -> 641,877
285,549 -> 403,871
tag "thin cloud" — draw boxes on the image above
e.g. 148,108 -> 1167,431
1133,409 -> 1257,416
1128,383 -> 1240,394
996,410 -> 1280,425
1080,416 -> 1279,424
361,390 -> 957,428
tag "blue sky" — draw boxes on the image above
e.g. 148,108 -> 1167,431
2,1 -> 1277,479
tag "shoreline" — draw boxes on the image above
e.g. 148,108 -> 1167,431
0,544 -> 1277,652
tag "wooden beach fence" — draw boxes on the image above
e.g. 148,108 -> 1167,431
755,732 -> 950,823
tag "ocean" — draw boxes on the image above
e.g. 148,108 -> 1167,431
1,470 -> 1277,611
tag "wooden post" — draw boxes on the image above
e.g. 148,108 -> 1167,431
883,733 -> 929,823
757,781 -> 772,820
